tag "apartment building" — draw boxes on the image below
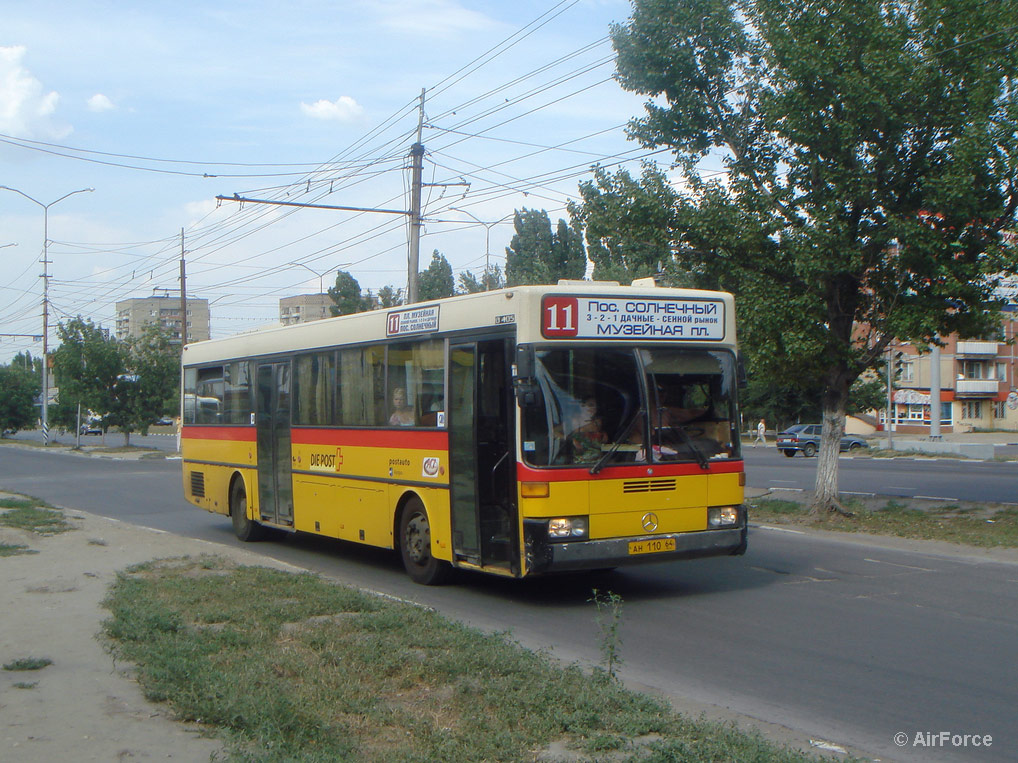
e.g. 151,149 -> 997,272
279,293 -> 333,325
115,295 -> 211,344
885,304 -> 1018,433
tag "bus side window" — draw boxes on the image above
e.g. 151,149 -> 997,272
182,368 -> 197,424
337,345 -> 386,426
224,361 -> 252,425
195,367 -> 224,424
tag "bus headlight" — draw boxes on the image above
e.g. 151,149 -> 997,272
548,516 -> 588,541
707,506 -> 740,528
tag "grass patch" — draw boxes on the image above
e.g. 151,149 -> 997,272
749,498 -> 1018,548
101,556 -> 823,763
0,543 -> 37,557
3,657 -> 53,671
0,499 -> 73,534
13,681 -> 38,689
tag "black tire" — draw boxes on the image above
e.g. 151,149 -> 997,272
399,498 -> 451,585
848,441 -> 862,450
230,478 -> 265,542
802,442 -> 817,458
782,449 -> 796,458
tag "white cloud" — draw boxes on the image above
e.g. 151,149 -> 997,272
87,93 -> 115,112
368,0 -> 495,38
300,96 -> 364,122
0,45 -> 70,139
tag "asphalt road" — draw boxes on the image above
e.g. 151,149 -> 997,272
744,446 -> 1018,505
1,446 -> 1016,762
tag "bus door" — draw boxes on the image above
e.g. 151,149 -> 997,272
255,361 -> 294,527
448,338 -> 518,573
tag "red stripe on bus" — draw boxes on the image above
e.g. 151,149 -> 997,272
182,426 -> 255,441
291,428 -> 449,450
516,459 -> 744,482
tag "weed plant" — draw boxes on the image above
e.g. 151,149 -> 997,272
3,657 -> 53,671
102,556 -> 822,763
0,498 -> 72,534
0,543 -> 36,557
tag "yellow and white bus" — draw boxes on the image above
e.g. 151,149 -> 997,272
181,281 -> 747,584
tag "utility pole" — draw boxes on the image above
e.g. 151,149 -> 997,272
929,341 -> 941,439
179,229 -> 188,349
407,88 -> 426,304
216,87 -> 442,307
886,346 -> 895,450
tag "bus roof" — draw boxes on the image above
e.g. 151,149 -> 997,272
182,282 -> 736,367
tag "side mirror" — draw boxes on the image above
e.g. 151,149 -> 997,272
514,344 -> 533,380
736,351 -> 748,389
513,344 -> 540,408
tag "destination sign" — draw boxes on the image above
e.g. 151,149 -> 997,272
386,305 -> 440,337
541,295 -> 725,340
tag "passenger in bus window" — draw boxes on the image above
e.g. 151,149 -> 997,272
567,397 -> 606,462
389,387 -> 415,426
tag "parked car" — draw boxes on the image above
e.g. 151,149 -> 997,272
80,421 -> 102,435
775,424 -> 868,457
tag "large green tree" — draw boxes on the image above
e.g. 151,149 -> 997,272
458,265 -> 505,293
417,250 -> 455,301
612,0 -> 1018,512
328,270 -> 372,316
570,164 -> 684,284
0,364 -> 39,435
52,317 -> 125,436
505,209 -> 586,285
107,323 -> 179,444
375,285 -> 404,308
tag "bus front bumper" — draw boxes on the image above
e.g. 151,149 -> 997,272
524,523 -> 747,575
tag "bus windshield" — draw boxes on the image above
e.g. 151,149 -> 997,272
521,346 -> 740,467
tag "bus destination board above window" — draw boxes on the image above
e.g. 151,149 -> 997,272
541,295 -> 725,340
386,305 -> 440,337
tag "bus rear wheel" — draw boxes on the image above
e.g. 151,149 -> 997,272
399,498 -> 450,585
230,478 -> 265,542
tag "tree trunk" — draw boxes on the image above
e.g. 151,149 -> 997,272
810,375 -> 851,515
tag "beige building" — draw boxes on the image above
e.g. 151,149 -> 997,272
883,305 -> 1018,433
280,294 -> 333,325
116,295 -> 211,344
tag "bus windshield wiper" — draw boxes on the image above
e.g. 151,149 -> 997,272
590,409 -> 644,475
671,422 -> 710,470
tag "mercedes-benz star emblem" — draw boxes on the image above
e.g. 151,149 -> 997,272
641,512 -> 659,532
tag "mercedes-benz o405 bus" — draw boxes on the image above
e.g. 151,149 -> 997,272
181,282 -> 747,584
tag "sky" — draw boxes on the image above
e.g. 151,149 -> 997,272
0,0 -> 671,364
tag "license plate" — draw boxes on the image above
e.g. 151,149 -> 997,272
628,537 -> 676,555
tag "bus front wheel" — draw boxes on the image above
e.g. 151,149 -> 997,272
399,498 -> 451,585
230,478 -> 265,542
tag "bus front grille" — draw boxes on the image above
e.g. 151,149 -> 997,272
622,478 -> 676,493
190,470 -> 206,498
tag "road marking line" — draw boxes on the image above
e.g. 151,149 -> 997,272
864,558 -> 935,572
768,486 -> 804,492
753,524 -> 806,534
841,491 -> 875,496
914,495 -> 958,502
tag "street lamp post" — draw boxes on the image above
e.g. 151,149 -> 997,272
450,208 -> 515,290
0,185 -> 94,444
289,261 -> 334,294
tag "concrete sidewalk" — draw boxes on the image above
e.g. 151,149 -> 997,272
0,502 -> 295,761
